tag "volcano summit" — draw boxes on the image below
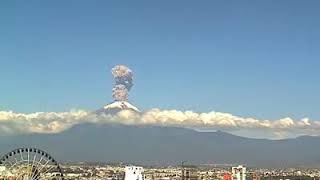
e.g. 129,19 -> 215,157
96,101 -> 140,114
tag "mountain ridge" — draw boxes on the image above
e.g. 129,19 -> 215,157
0,123 -> 319,168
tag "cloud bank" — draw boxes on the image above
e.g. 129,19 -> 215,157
0,109 -> 319,139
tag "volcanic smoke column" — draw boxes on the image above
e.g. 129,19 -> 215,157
111,65 -> 133,101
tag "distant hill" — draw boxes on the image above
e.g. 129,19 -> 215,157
0,123 -> 319,168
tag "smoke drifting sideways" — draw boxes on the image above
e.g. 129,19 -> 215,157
111,65 -> 133,101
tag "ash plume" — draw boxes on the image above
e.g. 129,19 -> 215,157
111,65 -> 133,101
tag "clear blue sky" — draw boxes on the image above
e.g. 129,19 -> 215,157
0,0 -> 319,120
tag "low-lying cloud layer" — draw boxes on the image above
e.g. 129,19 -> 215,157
0,109 -> 319,139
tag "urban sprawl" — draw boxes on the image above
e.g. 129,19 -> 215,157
1,163 -> 320,180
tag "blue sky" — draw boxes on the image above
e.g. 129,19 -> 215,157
0,0 -> 319,120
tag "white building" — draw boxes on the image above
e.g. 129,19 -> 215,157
0,166 -> 13,177
232,165 -> 246,180
125,166 -> 145,180
0,166 -> 5,171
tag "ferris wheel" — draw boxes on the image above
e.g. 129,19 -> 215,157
0,148 -> 64,180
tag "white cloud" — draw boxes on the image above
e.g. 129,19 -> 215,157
0,109 -> 319,139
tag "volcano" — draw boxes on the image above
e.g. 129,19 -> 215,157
96,101 -> 140,114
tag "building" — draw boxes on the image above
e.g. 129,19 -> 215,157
252,173 -> 260,180
232,165 -> 246,180
181,165 -> 198,180
125,166 -> 145,180
224,173 -> 232,180
0,166 -> 13,178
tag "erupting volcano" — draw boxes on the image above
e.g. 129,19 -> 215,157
97,65 -> 140,114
